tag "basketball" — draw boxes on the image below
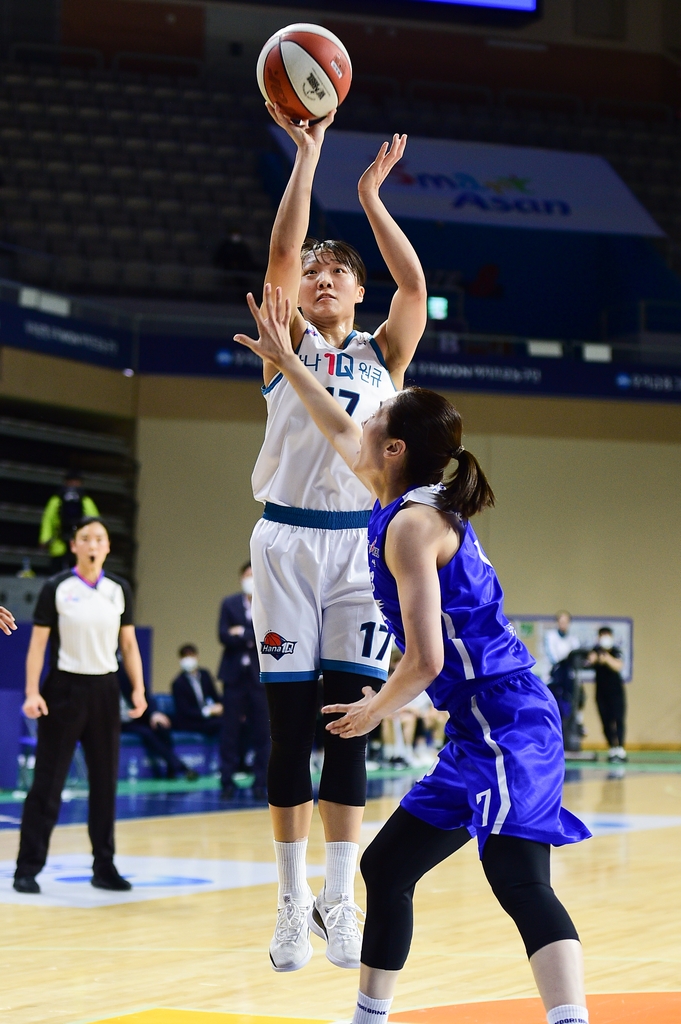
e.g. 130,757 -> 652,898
256,23 -> 352,122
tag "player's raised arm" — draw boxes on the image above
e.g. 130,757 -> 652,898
235,286 -> 367,484
262,103 -> 335,378
359,135 -> 428,386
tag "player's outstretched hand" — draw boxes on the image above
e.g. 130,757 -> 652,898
358,133 -> 408,199
0,606 -> 17,635
265,101 -> 336,151
322,686 -> 381,739
234,284 -> 295,368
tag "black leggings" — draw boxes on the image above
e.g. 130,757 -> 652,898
265,671 -> 371,807
360,806 -> 579,970
596,683 -> 626,748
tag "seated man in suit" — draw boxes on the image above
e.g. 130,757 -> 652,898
119,661 -> 198,781
218,562 -> 270,800
171,644 -> 228,784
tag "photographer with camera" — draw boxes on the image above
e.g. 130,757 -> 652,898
544,611 -> 587,752
586,627 -> 626,763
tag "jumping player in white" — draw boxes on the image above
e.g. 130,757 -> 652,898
236,285 -> 591,1024
251,103 -> 427,973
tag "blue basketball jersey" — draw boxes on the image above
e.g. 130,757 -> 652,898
367,485 -> 536,710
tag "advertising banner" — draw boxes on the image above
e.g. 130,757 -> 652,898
273,129 -> 663,236
407,351 -> 681,402
139,334 -> 263,378
139,330 -> 681,405
0,301 -> 133,369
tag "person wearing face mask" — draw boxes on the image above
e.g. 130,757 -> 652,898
171,644 -> 227,782
217,562 -> 270,800
543,611 -> 586,750
586,627 -> 626,763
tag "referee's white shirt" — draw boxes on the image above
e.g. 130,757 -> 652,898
34,569 -> 133,676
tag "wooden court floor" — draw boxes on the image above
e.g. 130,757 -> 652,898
0,771 -> 680,1024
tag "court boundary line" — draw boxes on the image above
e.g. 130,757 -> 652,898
64,992 -> 681,1024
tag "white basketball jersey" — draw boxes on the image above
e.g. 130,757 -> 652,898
252,322 -> 396,512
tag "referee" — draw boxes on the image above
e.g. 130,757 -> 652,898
13,516 -> 147,894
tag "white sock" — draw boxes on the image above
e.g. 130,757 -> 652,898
324,841 -> 358,902
392,717 -> 408,758
274,839 -> 309,905
352,991 -> 392,1024
547,1004 -> 589,1024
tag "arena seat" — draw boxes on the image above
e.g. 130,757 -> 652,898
117,692 -> 220,780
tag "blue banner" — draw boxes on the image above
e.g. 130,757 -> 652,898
5,307 -> 681,404
407,353 -> 681,402
0,301 -> 133,369
139,334 -> 263,379
140,331 -> 681,404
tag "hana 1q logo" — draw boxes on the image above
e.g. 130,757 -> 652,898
261,631 -> 297,660
389,164 -> 571,219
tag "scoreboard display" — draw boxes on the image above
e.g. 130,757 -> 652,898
240,0 -> 541,26
415,0 -> 537,8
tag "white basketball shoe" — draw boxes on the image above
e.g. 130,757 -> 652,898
269,889 -> 314,972
308,889 -> 365,969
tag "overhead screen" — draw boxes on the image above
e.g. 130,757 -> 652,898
238,0 -> 540,26
415,1 -> 537,8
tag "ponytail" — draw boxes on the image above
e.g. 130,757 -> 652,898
385,386 -> 495,520
439,449 -> 495,519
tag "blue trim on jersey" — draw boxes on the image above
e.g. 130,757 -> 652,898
263,503 -> 371,530
342,330 -> 357,349
369,338 -> 397,391
320,658 -> 389,680
262,372 -> 283,395
260,670 -> 319,683
369,337 -> 388,370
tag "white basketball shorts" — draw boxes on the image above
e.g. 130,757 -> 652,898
250,514 -> 391,684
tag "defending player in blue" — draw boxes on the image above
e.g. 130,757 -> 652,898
235,285 -> 593,1024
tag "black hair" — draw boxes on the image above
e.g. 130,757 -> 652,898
384,387 -> 495,520
598,626 -> 613,635
178,643 -> 198,657
72,515 -> 109,538
300,238 -> 367,286
240,560 -> 252,576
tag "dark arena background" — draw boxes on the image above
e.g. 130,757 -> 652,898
0,2 -> 680,1023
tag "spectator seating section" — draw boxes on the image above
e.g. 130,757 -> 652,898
1,60 -> 679,291
118,692 -> 220,780
0,61 -> 274,296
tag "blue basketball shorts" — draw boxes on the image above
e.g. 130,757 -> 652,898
401,670 -> 591,855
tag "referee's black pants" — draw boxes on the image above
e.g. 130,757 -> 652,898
16,670 -> 120,879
